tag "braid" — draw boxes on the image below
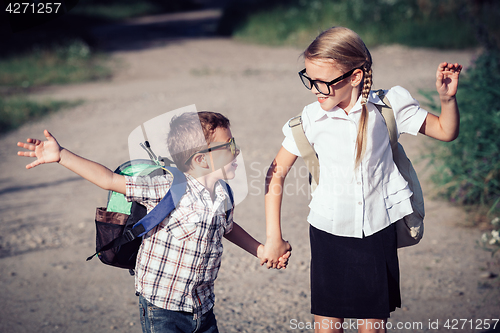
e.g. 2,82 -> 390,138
355,66 -> 373,169
360,66 -> 372,105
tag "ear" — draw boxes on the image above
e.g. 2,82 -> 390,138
351,68 -> 364,87
192,153 -> 210,169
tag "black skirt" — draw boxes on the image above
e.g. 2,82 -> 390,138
310,223 -> 401,319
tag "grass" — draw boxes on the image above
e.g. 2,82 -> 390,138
0,40 -> 111,89
71,0 -> 201,22
426,50 -> 500,209
0,0 -> 206,134
225,0 -> 497,49
0,39 -> 112,134
1,0 -> 202,134
0,97 -> 83,133
424,49 -> 500,253
71,3 -> 159,21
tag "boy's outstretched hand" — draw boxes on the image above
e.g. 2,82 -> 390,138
17,130 -> 62,169
436,62 -> 462,98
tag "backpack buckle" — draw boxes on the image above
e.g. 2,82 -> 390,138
289,115 -> 302,128
123,229 -> 135,242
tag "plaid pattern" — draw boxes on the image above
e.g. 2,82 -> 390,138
125,173 -> 233,319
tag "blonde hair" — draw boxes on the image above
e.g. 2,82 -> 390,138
167,111 -> 230,172
303,26 -> 373,169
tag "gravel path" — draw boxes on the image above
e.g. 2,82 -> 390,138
0,11 -> 498,333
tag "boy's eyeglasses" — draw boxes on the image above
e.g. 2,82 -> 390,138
184,137 -> 239,165
298,67 -> 361,95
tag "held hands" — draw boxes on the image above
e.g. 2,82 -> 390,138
436,62 -> 462,99
17,130 -> 62,169
260,238 -> 292,269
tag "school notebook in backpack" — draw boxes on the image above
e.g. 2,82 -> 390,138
86,146 -> 187,273
289,90 -> 424,248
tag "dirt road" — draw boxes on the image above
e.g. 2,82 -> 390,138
0,11 -> 498,333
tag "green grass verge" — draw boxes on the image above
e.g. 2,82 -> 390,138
71,2 -> 160,21
71,0 -> 201,21
0,40 -> 111,89
227,0 -> 496,49
0,39 -> 112,134
0,97 -> 83,133
425,50 -> 500,217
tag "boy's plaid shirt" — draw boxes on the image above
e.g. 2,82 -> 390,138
125,172 -> 233,319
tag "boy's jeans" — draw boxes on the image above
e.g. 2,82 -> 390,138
139,295 -> 219,333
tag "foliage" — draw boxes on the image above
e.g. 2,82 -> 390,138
222,0 -> 497,49
0,39 -> 111,89
0,40 -> 106,134
426,50 -> 500,208
72,0 -> 201,21
0,0 -> 202,134
0,97 -> 82,133
478,215 -> 500,257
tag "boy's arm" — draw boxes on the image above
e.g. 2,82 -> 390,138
224,222 -> 263,258
419,62 -> 463,142
17,130 -> 126,194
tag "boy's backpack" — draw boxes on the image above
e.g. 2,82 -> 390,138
289,90 -> 424,248
86,142 -> 236,273
86,151 -> 187,273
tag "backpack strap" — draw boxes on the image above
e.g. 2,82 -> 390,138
217,180 -> 235,220
289,113 -> 320,192
374,90 -> 398,152
87,166 -> 187,261
131,167 -> 187,237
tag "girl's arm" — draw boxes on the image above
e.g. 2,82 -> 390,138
17,130 -> 126,194
262,146 -> 297,269
224,222 -> 291,268
419,62 -> 463,141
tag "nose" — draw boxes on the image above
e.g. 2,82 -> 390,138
311,83 -> 321,94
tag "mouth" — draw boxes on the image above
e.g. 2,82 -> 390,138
317,96 -> 328,103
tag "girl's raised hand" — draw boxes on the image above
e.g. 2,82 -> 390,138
17,130 -> 62,169
436,62 -> 462,98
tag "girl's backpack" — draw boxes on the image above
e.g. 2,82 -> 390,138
289,90 -> 424,248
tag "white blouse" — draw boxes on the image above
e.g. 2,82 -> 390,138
282,86 -> 428,238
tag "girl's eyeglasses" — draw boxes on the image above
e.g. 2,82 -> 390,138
298,67 -> 361,95
184,137 -> 239,165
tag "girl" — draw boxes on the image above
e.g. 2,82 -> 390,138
261,27 -> 462,333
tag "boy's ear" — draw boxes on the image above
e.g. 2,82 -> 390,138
193,153 -> 209,169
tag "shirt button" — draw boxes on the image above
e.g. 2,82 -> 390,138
358,202 -> 362,205
357,182 -> 361,185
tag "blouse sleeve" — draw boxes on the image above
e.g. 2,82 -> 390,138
281,120 -> 301,157
281,103 -> 318,157
386,86 -> 428,137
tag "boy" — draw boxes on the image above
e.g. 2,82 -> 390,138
17,111 -> 290,333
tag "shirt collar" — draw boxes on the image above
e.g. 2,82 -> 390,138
185,173 -> 205,195
312,90 -> 386,121
185,173 -> 228,201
